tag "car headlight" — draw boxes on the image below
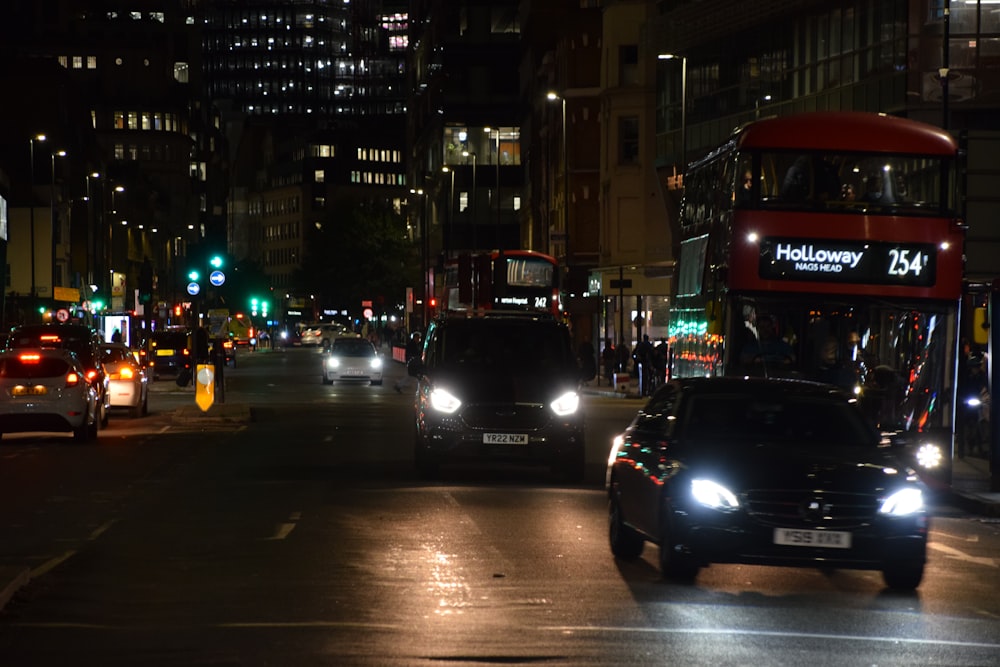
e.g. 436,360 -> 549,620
550,391 -> 580,416
915,443 -> 943,470
326,357 -> 341,369
370,358 -> 383,370
879,487 -> 924,516
691,479 -> 740,511
429,387 -> 462,414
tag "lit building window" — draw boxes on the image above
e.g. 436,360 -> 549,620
87,55 -> 97,69
72,56 -> 83,69
314,169 -> 325,182
58,56 -> 68,68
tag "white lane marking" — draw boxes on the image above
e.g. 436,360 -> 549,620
543,625 -> 1000,649
265,511 -> 302,540
928,541 -> 998,568
88,520 -> 117,540
30,550 -> 76,579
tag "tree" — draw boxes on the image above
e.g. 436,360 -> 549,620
295,197 -> 419,312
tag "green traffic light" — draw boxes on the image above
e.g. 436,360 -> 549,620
210,255 -> 224,269
188,270 -> 199,281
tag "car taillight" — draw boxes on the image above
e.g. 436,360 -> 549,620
182,349 -> 191,356
66,372 -> 81,387
120,367 -> 134,380
18,353 -> 41,363
86,369 -> 98,382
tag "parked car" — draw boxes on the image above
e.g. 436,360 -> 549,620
146,329 -> 191,380
407,312 -> 585,481
606,376 -> 930,590
321,337 -> 383,385
7,323 -> 110,428
0,347 -> 99,441
100,342 -> 148,418
301,324 -> 353,348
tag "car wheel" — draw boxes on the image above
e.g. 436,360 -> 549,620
322,375 -> 333,385
371,379 -> 383,386
658,508 -> 699,581
99,397 -> 110,428
608,493 -> 644,559
558,448 -> 586,484
141,391 -> 149,417
882,561 -> 924,590
87,410 -> 99,439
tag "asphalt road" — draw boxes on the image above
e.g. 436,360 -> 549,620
0,346 -> 997,666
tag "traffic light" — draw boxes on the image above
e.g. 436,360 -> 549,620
173,304 -> 182,317
209,255 -> 224,269
187,269 -> 200,282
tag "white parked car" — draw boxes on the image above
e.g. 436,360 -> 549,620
302,324 -> 356,348
0,348 -> 100,441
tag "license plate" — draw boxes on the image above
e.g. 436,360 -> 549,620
344,369 -> 363,376
483,433 -> 528,445
156,349 -> 176,357
774,528 -> 851,549
12,385 -> 47,397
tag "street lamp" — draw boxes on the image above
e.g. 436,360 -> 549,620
485,126 -> 501,229
84,172 -> 100,287
462,149 -> 477,249
657,53 -> 687,175
442,166 -> 455,253
50,149 -> 67,296
546,92 -> 568,260
28,134 -> 46,308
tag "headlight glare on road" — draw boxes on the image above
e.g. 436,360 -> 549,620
550,391 -> 579,416
429,387 -> 462,414
879,487 -> 924,516
691,479 -> 740,511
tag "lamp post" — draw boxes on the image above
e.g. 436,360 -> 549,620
50,149 -> 67,298
442,166 -> 455,254
462,150 -> 477,249
110,185 -> 124,302
485,126 -> 501,232
658,53 -> 687,174
28,134 -> 46,314
546,92 -> 568,261
84,172 -> 100,287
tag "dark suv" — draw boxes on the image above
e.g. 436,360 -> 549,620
407,313 -> 586,481
7,322 -> 110,427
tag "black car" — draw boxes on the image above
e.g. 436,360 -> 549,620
606,376 -> 929,590
407,312 -> 586,481
7,322 -> 110,428
146,329 -> 191,380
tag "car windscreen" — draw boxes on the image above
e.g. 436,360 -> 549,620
438,322 -> 575,372
679,393 -> 878,446
0,356 -> 72,379
331,339 -> 373,356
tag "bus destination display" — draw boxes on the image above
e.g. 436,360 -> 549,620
758,237 -> 936,287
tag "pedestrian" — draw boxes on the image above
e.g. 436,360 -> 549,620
601,339 -> 616,386
632,334 -> 654,396
394,331 -> 423,393
111,328 -> 122,343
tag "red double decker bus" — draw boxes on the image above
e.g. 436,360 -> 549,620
669,112 -> 964,481
441,250 -> 560,317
